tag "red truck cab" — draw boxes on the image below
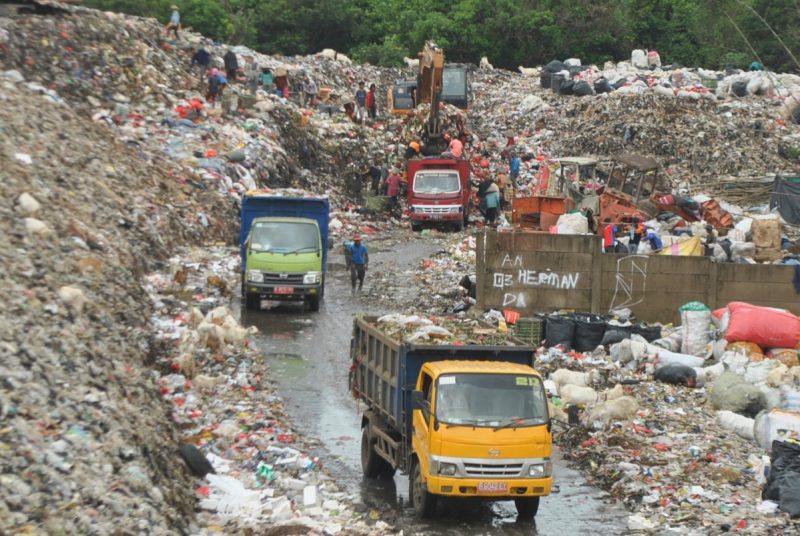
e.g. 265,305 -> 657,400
407,158 -> 471,231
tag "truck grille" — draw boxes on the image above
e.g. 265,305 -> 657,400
463,462 -> 523,477
262,272 -> 304,285
417,206 -> 456,214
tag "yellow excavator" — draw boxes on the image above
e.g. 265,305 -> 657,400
388,41 -> 468,125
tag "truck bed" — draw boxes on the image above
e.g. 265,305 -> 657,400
350,315 -> 535,441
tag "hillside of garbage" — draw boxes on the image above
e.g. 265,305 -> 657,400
3,1 -> 800,534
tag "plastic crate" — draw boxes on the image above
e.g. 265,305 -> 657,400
515,317 -> 543,346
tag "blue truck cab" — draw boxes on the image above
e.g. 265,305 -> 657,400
240,193 -> 330,311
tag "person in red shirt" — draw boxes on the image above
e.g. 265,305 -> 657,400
442,133 -> 463,158
384,169 -> 403,214
366,83 -> 377,119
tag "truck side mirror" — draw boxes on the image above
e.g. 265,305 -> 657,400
411,390 -> 424,410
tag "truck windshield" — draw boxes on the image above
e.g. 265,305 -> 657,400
435,374 -> 548,427
250,222 -> 318,253
413,172 -> 461,194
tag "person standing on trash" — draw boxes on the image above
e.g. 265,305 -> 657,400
355,82 -> 367,123
385,168 -> 403,214
476,174 -> 493,216
223,50 -> 238,82
509,152 -> 521,182
206,68 -> 226,105
302,76 -> 318,107
346,234 -> 369,292
366,83 -> 378,120
191,48 -> 211,81
363,161 -> 382,195
442,133 -> 463,158
245,56 -> 260,95
484,179 -> 500,226
165,5 -> 181,39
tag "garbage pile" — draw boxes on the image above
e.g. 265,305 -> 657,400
1,75 -> 207,534
145,248 -> 394,534
370,312 -> 526,346
468,63 -> 800,194
530,300 -> 800,532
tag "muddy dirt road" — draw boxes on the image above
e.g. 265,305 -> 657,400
239,236 -> 629,534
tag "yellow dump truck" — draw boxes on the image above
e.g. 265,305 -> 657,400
349,316 -> 552,520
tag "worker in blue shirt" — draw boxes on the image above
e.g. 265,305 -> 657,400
165,5 -> 181,39
346,234 -> 369,292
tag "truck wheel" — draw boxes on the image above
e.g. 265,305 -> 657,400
360,427 -> 394,477
411,222 -> 422,232
514,496 -> 540,520
410,458 -> 437,517
454,220 -> 464,232
307,295 -> 320,312
244,292 -> 260,310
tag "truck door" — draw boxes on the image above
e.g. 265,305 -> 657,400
413,372 -> 434,474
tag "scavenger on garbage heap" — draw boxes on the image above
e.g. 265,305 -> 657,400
245,56 -> 260,95
355,81 -> 367,123
346,234 -> 369,292
206,68 -> 226,105
190,48 -> 211,82
367,83 -> 378,119
165,4 -> 181,39
223,49 -> 238,82
484,178 -> 501,226
442,132 -> 463,158
302,76 -> 318,107
384,168 -> 403,214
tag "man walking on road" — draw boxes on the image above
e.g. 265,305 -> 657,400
346,234 -> 369,292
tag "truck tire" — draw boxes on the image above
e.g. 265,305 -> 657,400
411,222 -> 422,233
360,427 -> 394,477
244,292 -> 260,310
307,295 -> 320,312
514,496 -> 540,520
410,458 -> 437,517
454,220 -> 464,232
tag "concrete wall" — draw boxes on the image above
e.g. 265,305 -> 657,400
476,231 -> 800,323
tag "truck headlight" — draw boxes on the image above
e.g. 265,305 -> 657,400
303,271 -> 321,284
528,462 -> 552,477
247,270 -> 263,283
439,463 -> 457,476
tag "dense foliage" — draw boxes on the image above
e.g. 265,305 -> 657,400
86,0 -> 800,72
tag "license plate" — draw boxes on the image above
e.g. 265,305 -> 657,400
428,214 -> 444,220
478,481 -> 508,493
273,287 -> 294,295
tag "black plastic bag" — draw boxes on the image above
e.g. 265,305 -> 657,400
613,78 -> 629,90
545,315 -> 575,349
764,440 -> 800,501
601,325 -> 633,345
559,79 -> 575,96
594,78 -> 612,94
573,80 -> 594,97
779,472 -> 800,517
633,324 -> 661,342
573,314 -> 606,351
550,74 -> 565,92
540,72 -> 552,89
544,60 -> 565,73
654,364 -> 697,386
731,80 -> 748,97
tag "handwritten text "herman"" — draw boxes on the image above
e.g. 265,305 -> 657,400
493,270 -> 580,290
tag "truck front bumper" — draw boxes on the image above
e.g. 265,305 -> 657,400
245,283 -> 320,300
425,475 -> 552,498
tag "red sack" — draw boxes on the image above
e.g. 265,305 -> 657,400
724,302 -> 800,349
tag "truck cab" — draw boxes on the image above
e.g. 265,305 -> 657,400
408,158 -> 471,232
409,361 -> 552,518
240,194 -> 329,311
